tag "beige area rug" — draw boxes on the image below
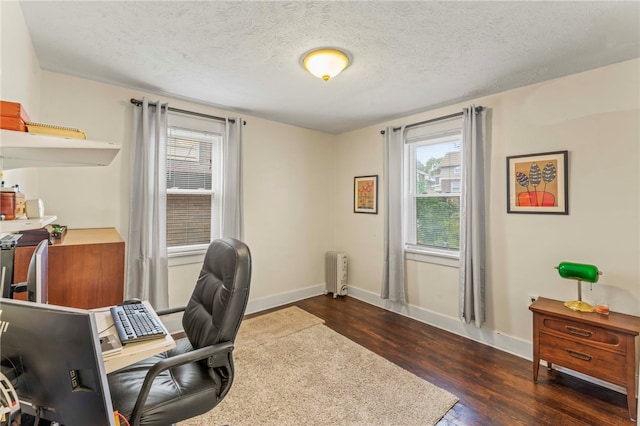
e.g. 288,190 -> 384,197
180,306 -> 458,425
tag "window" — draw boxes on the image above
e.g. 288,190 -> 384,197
405,119 -> 462,259
166,125 -> 223,254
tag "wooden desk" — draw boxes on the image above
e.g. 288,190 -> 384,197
92,302 -> 176,374
14,228 -> 124,309
530,297 -> 640,420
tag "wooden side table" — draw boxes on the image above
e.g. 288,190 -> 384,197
530,297 -> 640,420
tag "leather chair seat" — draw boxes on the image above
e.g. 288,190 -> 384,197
109,340 -> 222,425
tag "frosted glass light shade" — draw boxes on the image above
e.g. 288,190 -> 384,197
303,49 -> 349,81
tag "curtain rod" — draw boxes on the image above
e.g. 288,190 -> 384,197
379,106 -> 484,135
130,98 -> 246,125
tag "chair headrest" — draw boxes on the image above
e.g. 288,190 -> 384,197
182,238 -> 251,349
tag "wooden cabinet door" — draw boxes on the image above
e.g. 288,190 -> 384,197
13,229 -> 124,309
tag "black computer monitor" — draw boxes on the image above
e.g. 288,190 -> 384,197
25,239 -> 48,303
0,298 -> 115,425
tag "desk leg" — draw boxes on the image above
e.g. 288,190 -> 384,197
625,340 -> 636,421
626,388 -> 636,422
532,314 -> 540,383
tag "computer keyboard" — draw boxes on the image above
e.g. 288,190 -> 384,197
110,302 -> 167,345
0,233 -> 22,249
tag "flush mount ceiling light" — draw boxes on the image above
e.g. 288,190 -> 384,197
302,48 -> 350,81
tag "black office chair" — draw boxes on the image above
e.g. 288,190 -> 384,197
108,238 -> 251,426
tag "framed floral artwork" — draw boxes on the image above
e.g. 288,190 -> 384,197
506,150 -> 568,214
354,175 -> 378,214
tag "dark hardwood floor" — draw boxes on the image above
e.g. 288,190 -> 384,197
264,294 -> 635,426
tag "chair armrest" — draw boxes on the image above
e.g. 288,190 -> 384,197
10,282 -> 27,294
129,341 -> 234,425
155,306 -> 186,317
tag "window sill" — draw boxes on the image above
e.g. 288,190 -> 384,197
404,248 -> 459,268
168,249 -> 206,267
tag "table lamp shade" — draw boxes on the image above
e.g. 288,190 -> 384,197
556,261 -> 602,312
557,262 -> 600,283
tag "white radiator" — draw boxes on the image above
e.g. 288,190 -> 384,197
325,252 -> 348,298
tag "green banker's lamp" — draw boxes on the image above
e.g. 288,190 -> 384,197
555,262 -> 602,312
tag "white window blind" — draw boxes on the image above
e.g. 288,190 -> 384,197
166,125 -> 222,251
167,127 -> 217,191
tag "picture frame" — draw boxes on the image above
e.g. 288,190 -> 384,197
354,175 -> 378,214
506,150 -> 568,214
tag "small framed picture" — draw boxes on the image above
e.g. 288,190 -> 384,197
354,175 -> 378,214
506,150 -> 568,214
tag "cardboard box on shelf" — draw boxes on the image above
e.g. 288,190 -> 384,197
0,100 -> 31,122
0,116 -> 27,132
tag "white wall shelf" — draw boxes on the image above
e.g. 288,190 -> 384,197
0,130 -> 120,170
0,215 -> 57,233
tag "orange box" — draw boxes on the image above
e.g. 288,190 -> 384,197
1,191 -> 16,220
0,100 -> 31,122
0,188 -> 26,220
0,116 -> 27,132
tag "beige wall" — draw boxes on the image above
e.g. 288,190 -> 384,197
31,72 -> 337,309
335,59 -> 640,351
0,2 -> 40,118
0,1 -> 40,197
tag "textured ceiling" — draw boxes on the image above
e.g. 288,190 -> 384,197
18,1 -> 640,134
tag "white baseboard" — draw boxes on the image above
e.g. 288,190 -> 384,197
345,286 -> 533,359
245,284 -> 325,315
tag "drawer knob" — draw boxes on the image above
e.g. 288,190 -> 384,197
565,325 -> 593,338
565,348 -> 593,361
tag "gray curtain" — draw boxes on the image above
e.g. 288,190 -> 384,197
459,106 -> 487,327
127,98 -> 169,309
381,126 -> 406,302
221,117 -> 244,240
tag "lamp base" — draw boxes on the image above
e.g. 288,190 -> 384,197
563,300 -> 596,312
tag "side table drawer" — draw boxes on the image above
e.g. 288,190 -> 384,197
539,332 -> 626,386
540,317 -> 625,351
